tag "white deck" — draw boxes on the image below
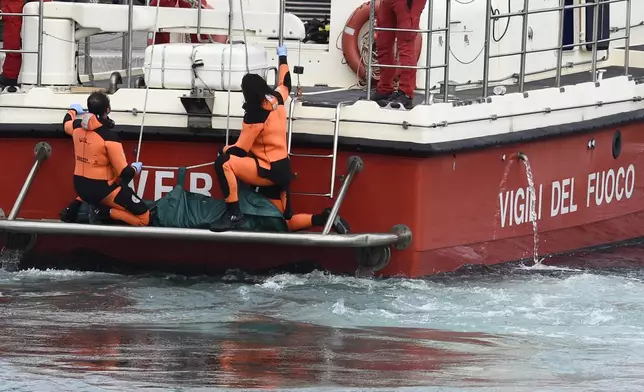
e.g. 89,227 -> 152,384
1,0 -> 643,148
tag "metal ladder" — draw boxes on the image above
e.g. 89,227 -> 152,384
286,99 -> 348,198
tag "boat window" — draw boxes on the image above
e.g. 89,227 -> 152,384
562,0 -> 576,51
584,0 -> 611,51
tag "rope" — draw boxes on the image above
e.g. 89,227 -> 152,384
238,0 -> 250,73
142,161 -> 215,170
135,0 -> 163,163
225,0 -> 234,145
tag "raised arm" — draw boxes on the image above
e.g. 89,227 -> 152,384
275,44 -> 292,103
63,104 -> 85,135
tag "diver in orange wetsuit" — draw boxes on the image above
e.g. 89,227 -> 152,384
210,45 -> 350,233
62,91 -> 149,226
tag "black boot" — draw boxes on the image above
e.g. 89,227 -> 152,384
387,91 -> 414,110
89,205 -> 111,225
370,90 -> 392,102
312,208 -> 351,234
0,74 -> 18,92
210,202 -> 246,232
59,199 -> 83,223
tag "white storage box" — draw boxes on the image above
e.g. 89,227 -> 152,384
143,43 -> 270,91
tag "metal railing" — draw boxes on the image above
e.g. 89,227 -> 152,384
482,0 -> 632,97
0,0 -> 46,86
361,0 -> 635,103
365,0 -> 452,104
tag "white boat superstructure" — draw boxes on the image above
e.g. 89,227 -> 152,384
0,0 -> 642,152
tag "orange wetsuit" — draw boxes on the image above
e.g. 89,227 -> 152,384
215,56 -> 294,216
214,56 -> 334,233
63,110 -> 150,226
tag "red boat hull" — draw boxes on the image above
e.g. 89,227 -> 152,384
1,121 -> 644,277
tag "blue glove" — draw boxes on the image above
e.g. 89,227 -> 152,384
276,45 -> 287,57
69,103 -> 84,114
131,162 -> 143,175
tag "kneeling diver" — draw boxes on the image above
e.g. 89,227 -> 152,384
61,91 -> 149,226
211,45 -> 350,233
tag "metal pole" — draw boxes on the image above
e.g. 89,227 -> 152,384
287,98 -> 297,153
121,0 -> 128,72
225,0 -> 233,146
329,102 -> 348,198
8,143 -> 52,220
197,0 -> 203,42
227,0 -> 233,41
518,0 -> 529,92
126,0 -> 134,87
591,0 -> 599,82
555,0 -> 565,87
0,219 -> 403,247
278,0 -> 285,46
442,0 -> 451,102
624,0 -> 631,74
482,0 -> 492,97
84,37 -> 91,76
36,0 -> 45,86
423,0 -> 434,104
366,0 -> 376,100
323,156 -> 364,235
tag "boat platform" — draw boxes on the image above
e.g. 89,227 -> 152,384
0,217 -> 411,249
0,143 -> 412,274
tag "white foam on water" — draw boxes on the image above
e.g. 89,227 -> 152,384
521,158 -> 540,265
3,263 -> 644,390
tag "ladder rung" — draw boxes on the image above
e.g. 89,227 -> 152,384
289,153 -> 333,158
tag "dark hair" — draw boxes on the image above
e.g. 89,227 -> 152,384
87,91 -> 111,117
241,73 -> 282,107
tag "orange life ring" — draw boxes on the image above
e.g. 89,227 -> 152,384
342,0 -> 423,80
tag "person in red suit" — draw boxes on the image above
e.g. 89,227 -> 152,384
1,0 -> 52,89
371,0 -> 427,110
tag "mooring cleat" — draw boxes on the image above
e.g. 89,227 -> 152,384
323,208 -> 351,234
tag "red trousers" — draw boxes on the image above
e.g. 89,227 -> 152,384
149,0 -> 226,44
1,0 -> 52,79
376,0 -> 427,98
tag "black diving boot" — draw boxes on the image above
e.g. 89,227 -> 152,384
388,91 -> 414,110
59,199 -> 83,223
312,208 -> 351,234
0,74 -> 18,92
210,202 -> 246,232
89,205 -> 111,225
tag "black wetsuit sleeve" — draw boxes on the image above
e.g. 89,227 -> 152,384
278,55 -> 292,94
